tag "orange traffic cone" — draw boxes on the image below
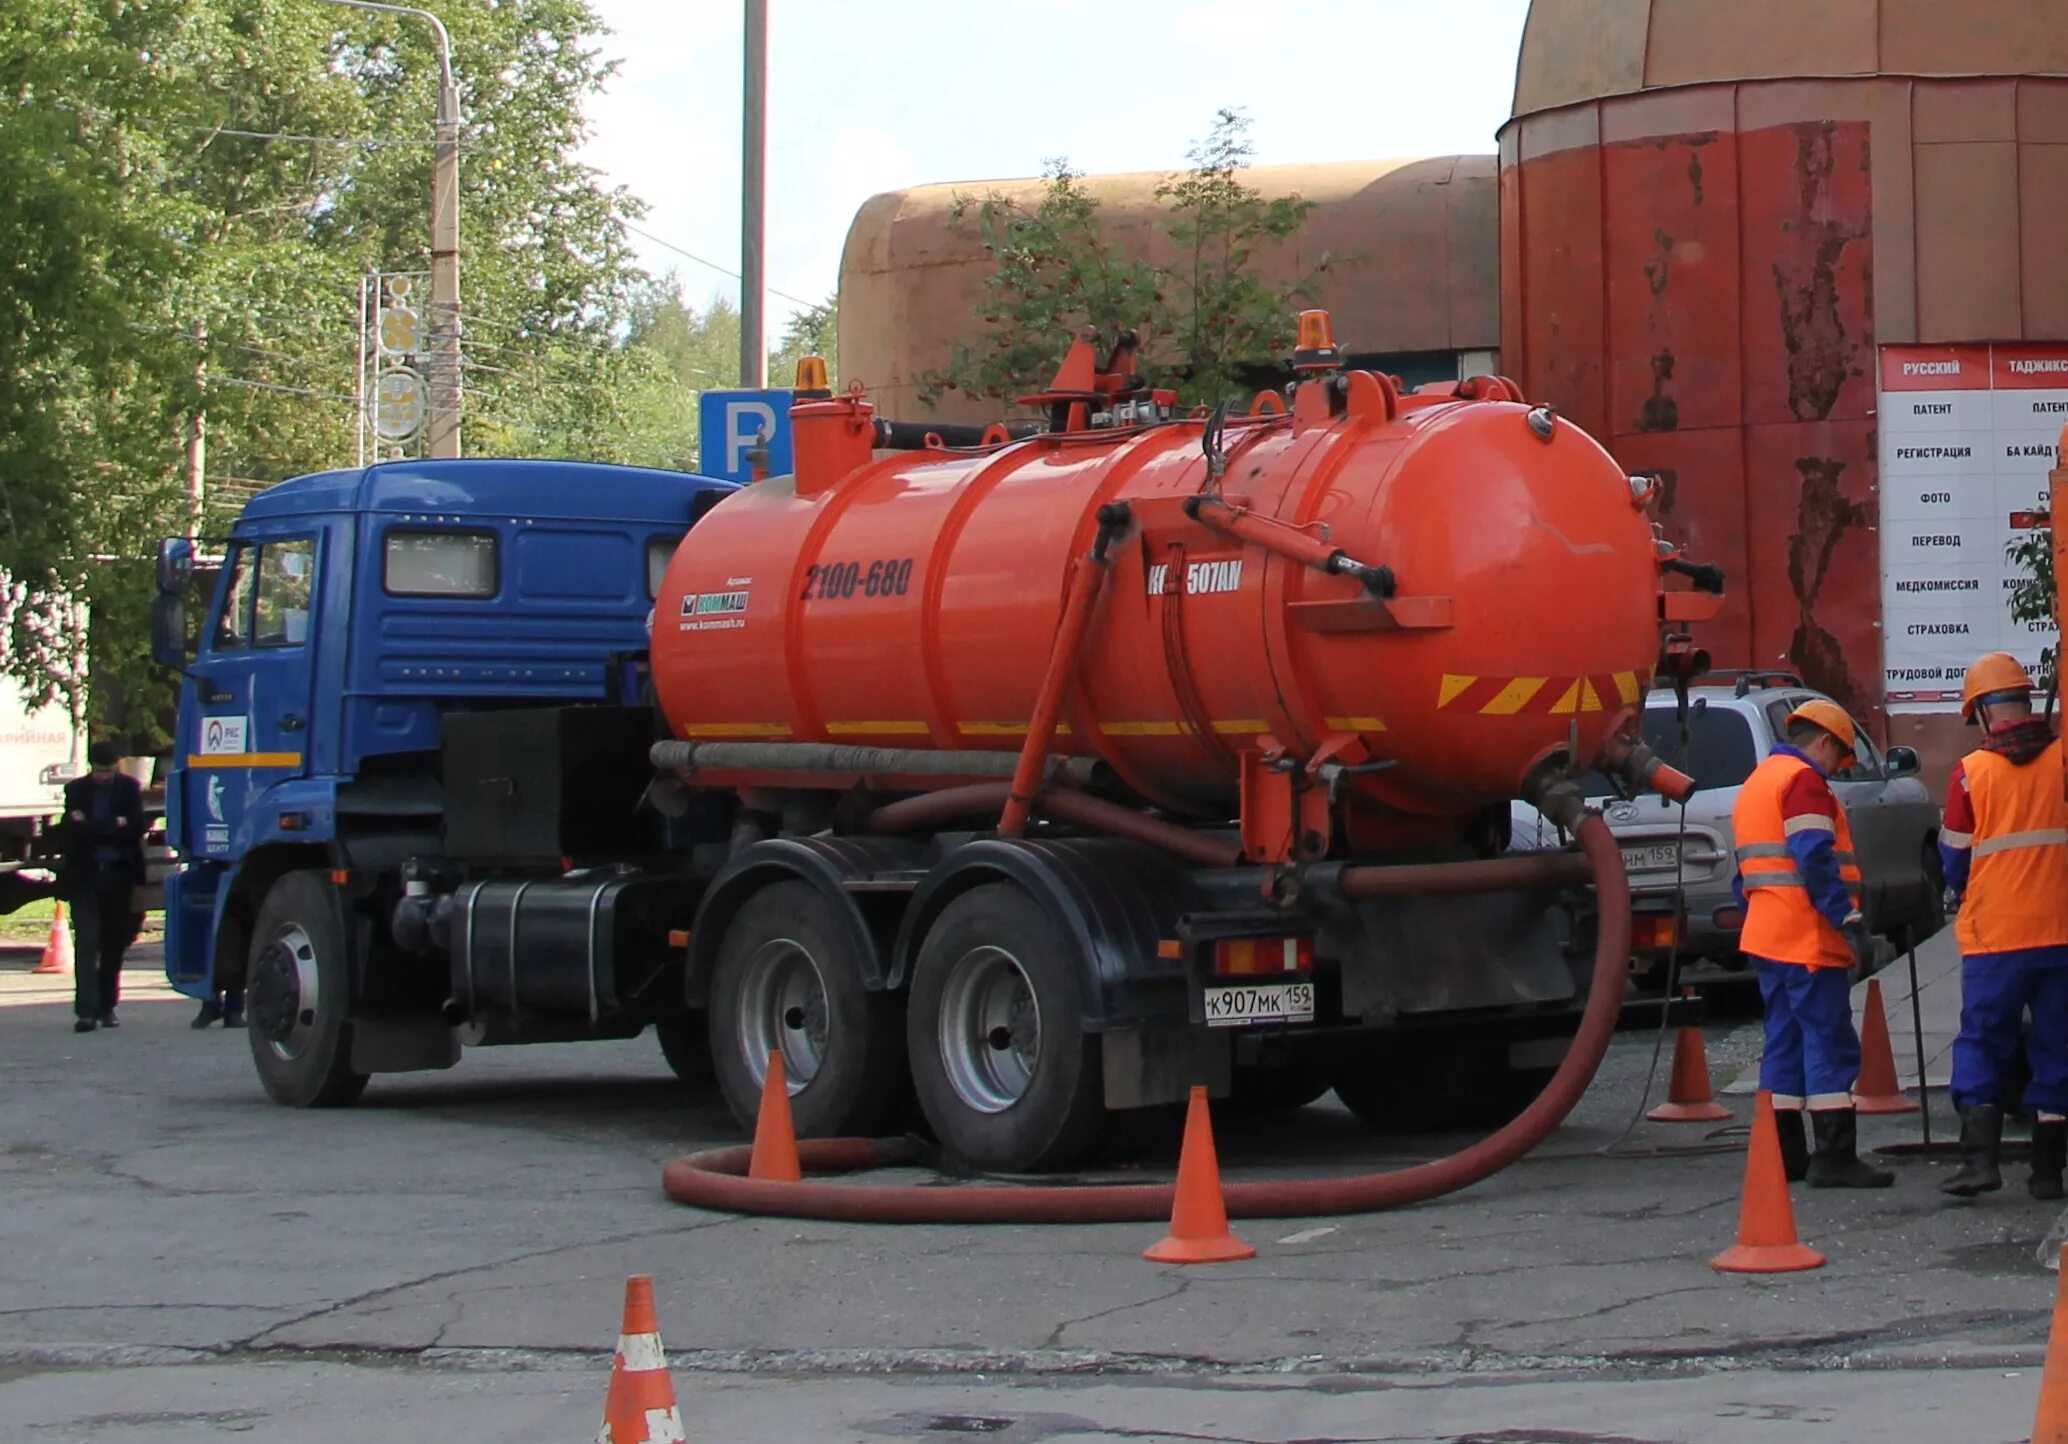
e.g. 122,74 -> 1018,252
1853,977 -> 1920,1115
1144,1086 -> 1255,1265
1711,1090 -> 1827,1274
747,1050 -> 801,1182
596,1275 -> 685,1444
31,903 -> 71,976
2034,1245 -> 2068,1443
1647,987 -> 1732,1123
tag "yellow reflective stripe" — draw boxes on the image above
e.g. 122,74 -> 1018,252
824,721 -> 929,735
1099,721 -> 1185,737
1783,813 -> 1838,836
678,722 -> 791,737
1973,828 -> 2068,858
1324,716 -> 1389,733
1210,719 -> 1267,734
1438,674 -> 1478,707
186,752 -> 303,768
1612,670 -> 1642,704
1481,677 -> 1548,714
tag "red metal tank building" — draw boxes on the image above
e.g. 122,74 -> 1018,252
839,158 -> 1501,425
1501,0 -> 2068,776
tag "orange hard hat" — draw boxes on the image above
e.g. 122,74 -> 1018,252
1786,699 -> 1858,764
1961,651 -> 2035,721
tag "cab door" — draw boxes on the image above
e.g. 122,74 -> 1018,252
183,530 -> 320,858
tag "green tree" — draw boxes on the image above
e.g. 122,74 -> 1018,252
2006,529 -> 2058,689
0,0 -> 691,745
770,291 -> 839,390
919,110 -> 1328,412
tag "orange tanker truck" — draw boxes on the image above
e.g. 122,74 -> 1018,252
170,306 -> 1716,1187
647,314 -> 1716,1172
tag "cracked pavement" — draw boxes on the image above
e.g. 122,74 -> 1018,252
1,945 -> 2063,1440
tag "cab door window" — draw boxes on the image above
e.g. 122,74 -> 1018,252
253,537 -> 316,647
212,544 -> 256,650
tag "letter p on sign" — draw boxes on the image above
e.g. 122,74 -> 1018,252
698,390 -> 794,483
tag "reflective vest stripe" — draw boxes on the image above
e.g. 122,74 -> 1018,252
1784,813 -> 1839,836
1736,844 -> 1858,867
1971,827 -> 2068,858
1941,828 -> 1974,849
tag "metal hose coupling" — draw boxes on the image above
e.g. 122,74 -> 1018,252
1596,733 -> 1697,805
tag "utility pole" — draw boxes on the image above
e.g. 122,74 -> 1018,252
740,0 -> 767,387
317,0 -> 461,457
185,321 -> 207,538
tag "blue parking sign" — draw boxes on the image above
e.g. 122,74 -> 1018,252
698,389 -> 794,483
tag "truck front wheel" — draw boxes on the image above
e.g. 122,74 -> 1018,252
906,883 -> 1105,1172
706,881 -> 903,1139
246,870 -> 368,1108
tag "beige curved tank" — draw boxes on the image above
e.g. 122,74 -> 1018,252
838,157 -> 1498,425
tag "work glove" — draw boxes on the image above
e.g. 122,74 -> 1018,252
1842,910 -> 1873,971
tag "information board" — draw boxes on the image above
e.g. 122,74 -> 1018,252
1879,344 -> 2063,710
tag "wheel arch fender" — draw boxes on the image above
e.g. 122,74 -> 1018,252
213,842 -> 338,991
890,838 -> 1202,1032
686,836 -> 925,1005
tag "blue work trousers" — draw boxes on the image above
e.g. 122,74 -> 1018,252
1951,946 -> 2068,1116
1753,958 -> 1861,1109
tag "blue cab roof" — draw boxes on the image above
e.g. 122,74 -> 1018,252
238,458 -> 735,525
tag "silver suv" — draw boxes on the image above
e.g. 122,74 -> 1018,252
1513,672 -> 1945,983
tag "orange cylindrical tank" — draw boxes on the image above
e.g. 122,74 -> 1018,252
652,380 -> 1662,827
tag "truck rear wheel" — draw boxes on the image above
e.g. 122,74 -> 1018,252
246,870 -> 368,1108
653,1016 -> 715,1085
907,883 -> 1105,1172
707,881 -> 903,1139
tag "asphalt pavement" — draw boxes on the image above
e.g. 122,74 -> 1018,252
2,942 -> 2062,1442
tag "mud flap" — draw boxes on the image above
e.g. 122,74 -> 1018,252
348,1018 -> 460,1074
1332,887 -> 1574,1022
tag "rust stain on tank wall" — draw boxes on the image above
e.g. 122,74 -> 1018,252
1637,351 -> 1680,432
1773,123 -> 1871,422
1787,454 -> 1871,713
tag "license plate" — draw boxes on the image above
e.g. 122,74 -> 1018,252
1203,980 -> 1315,1028
1621,842 -> 1681,873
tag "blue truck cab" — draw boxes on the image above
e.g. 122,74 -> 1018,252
152,459 -> 734,1104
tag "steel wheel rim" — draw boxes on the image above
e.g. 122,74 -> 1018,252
259,922 -> 319,1063
937,945 -> 1040,1114
736,938 -> 828,1094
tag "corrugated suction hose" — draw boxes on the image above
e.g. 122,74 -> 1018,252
660,815 -> 1632,1222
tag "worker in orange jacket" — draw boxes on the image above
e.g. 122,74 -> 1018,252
1731,699 -> 1892,1188
1939,653 -> 2068,1200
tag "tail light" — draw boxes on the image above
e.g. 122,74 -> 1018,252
1213,936 -> 1314,976
1712,905 -> 1745,931
1631,912 -> 1686,950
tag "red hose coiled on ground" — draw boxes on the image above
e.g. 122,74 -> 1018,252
660,815 -> 1631,1222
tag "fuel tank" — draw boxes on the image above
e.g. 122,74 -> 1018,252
652,369 -> 1663,825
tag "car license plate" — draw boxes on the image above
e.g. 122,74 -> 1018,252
1203,980 -> 1315,1027
1621,842 -> 1680,873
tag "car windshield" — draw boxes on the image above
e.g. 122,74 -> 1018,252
1583,706 -> 1757,797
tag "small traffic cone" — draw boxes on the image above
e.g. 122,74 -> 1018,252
31,903 -> 71,976
1144,1086 -> 1255,1265
596,1275 -> 685,1444
2034,1245 -> 2068,1442
1853,977 -> 1921,1115
1711,1090 -> 1827,1274
747,1050 -> 801,1182
1647,987 -> 1732,1123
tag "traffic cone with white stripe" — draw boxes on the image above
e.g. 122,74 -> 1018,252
595,1275 -> 685,1444
32,903 -> 71,976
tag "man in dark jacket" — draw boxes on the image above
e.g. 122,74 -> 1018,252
60,741 -> 146,1033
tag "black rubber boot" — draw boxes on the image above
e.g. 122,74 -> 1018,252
1776,1108 -> 1810,1183
1807,1107 -> 1894,1188
1942,1104 -> 2004,1197
223,1005 -> 246,1029
2031,1118 -> 2066,1202
191,1000 -> 222,1029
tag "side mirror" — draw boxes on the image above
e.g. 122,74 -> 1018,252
1887,746 -> 1921,777
156,536 -> 195,595
150,592 -> 188,669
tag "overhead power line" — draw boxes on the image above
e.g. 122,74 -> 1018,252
613,218 -> 821,311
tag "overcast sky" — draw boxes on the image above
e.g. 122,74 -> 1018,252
580,0 -> 1534,343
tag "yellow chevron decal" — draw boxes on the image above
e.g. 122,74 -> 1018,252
1481,677 -> 1549,715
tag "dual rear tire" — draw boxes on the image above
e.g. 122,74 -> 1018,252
705,879 -> 1105,1171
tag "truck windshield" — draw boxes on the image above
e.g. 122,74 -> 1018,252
1583,707 -> 1757,796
